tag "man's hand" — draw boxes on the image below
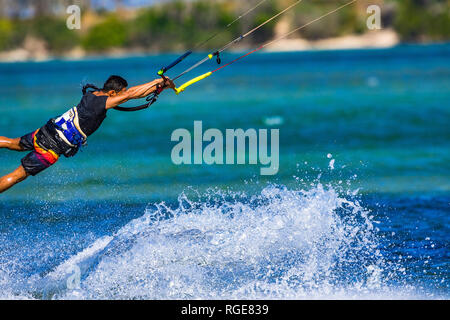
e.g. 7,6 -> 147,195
162,77 -> 176,91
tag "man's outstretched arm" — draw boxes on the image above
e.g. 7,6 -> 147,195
105,78 -> 175,109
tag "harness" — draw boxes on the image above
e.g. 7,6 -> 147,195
53,107 -> 87,148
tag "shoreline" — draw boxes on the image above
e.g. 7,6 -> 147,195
0,30 -> 442,63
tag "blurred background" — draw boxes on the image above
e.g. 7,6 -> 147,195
0,0 -> 449,300
0,0 -> 448,60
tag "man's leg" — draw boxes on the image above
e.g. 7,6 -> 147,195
0,137 -> 24,151
0,165 -> 29,193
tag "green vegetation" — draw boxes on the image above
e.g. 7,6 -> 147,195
30,17 -> 80,52
393,0 -> 450,41
291,1 -> 365,39
0,19 -> 13,50
82,16 -> 126,51
0,0 -> 448,55
128,0 -> 273,51
0,16 -> 78,52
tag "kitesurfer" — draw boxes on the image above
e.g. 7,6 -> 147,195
0,75 -> 174,193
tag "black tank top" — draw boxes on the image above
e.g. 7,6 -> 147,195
77,92 -> 108,136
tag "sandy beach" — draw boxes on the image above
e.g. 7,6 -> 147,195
265,29 -> 400,52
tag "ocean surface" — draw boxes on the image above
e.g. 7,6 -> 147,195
0,44 -> 448,299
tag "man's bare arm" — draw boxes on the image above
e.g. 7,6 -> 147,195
105,78 -> 173,109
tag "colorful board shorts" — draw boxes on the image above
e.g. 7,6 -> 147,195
19,130 -> 60,176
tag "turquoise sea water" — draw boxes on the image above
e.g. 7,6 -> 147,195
0,44 -> 449,299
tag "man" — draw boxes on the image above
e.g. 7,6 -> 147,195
0,75 -> 174,193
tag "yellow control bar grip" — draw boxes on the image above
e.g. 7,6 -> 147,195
175,72 -> 212,94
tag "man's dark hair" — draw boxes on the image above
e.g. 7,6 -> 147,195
103,75 -> 128,93
82,75 -> 128,95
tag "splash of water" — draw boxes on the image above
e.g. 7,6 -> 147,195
35,183 -> 415,300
